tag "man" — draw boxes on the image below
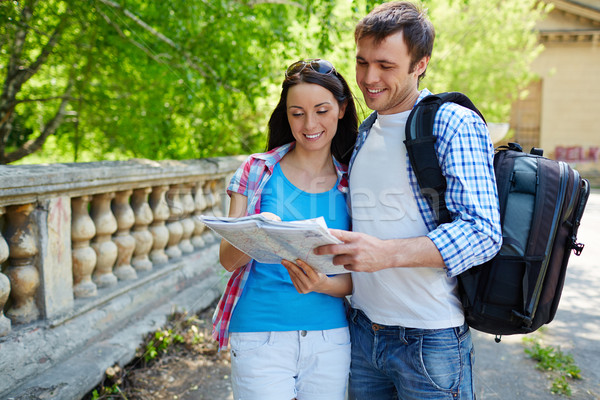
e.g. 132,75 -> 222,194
316,2 -> 502,399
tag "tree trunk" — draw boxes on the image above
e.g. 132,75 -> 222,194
0,1 -> 68,164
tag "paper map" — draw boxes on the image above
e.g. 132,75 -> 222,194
198,214 -> 348,274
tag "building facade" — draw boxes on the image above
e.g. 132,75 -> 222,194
509,0 -> 600,184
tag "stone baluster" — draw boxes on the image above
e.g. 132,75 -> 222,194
191,181 -> 207,248
201,181 -> 219,243
91,192 -> 118,287
0,207 -> 12,336
131,187 -> 154,272
148,185 -> 170,265
111,190 -> 137,281
71,196 -> 98,298
211,179 -> 225,217
165,186 -> 183,259
4,203 -> 40,324
203,181 -> 216,216
179,183 -> 195,254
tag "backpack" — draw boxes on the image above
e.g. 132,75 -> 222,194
405,92 -> 591,342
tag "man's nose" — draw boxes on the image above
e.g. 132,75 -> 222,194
363,66 -> 380,85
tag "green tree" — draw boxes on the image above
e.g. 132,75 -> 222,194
0,0 -> 338,164
423,0 -> 550,122
0,0 -> 548,164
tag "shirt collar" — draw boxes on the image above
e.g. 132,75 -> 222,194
251,142 -> 347,187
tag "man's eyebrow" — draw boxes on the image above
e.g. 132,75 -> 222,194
356,55 -> 396,65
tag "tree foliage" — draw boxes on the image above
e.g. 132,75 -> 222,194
423,0 -> 550,122
0,0 -> 548,164
0,0 -> 341,163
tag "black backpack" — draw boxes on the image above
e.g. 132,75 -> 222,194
405,92 -> 591,342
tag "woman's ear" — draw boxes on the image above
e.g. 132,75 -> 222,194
338,100 -> 348,119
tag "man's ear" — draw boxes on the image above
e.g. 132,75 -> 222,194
414,56 -> 430,77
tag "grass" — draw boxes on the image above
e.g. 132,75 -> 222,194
84,305 -> 220,400
523,335 -> 582,396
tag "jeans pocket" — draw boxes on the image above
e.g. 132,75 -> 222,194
229,331 -> 271,355
419,329 -> 461,391
323,327 -> 351,345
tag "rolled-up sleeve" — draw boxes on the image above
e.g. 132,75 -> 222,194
426,104 -> 502,277
227,156 -> 253,198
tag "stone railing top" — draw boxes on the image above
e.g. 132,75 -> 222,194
0,155 -> 246,206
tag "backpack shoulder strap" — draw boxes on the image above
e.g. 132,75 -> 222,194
404,92 -> 485,225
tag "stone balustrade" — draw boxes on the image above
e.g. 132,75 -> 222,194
0,156 -> 243,398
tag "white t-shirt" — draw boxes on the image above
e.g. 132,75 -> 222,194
349,111 -> 464,329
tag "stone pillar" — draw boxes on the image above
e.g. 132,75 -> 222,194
131,187 -> 154,272
148,185 -> 169,265
71,196 -> 98,298
111,190 -> 137,281
38,196 -> 74,319
179,183 -> 195,254
165,186 -> 183,259
4,203 -> 40,324
91,192 -> 118,287
0,207 -> 11,336
191,180 -> 207,248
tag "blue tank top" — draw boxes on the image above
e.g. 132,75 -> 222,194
229,163 -> 350,332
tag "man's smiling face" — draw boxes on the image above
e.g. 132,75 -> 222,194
355,31 -> 428,115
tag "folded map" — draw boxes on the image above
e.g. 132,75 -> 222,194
198,214 -> 348,274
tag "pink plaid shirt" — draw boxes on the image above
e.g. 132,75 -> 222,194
212,142 -> 349,350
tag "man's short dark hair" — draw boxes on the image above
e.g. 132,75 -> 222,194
355,1 -> 435,81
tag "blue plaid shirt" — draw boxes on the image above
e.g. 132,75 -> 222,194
348,89 -> 502,277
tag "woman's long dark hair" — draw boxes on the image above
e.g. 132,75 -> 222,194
266,63 -> 358,165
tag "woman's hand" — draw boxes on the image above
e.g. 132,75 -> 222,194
282,259 -> 352,297
259,212 -> 281,221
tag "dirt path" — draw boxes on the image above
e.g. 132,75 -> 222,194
84,303 -> 233,400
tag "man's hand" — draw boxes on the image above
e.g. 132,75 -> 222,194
315,229 -> 391,273
315,230 -> 447,272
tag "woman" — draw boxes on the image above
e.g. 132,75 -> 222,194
212,59 -> 358,400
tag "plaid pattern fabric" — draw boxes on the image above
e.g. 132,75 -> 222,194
212,142 -> 349,350
349,89 -> 502,278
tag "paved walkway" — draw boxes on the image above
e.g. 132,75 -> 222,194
473,189 -> 600,399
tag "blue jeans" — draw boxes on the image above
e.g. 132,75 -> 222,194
348,308 -> 475,400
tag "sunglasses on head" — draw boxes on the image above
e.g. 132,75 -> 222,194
285,59 -> 336,77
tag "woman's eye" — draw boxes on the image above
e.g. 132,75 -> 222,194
291,113 -> 303,117
317,109 -> 329,114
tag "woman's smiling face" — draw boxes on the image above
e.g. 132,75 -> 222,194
286,82 -> 346,154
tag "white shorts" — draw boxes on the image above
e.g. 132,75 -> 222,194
229,327 -> 350,400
